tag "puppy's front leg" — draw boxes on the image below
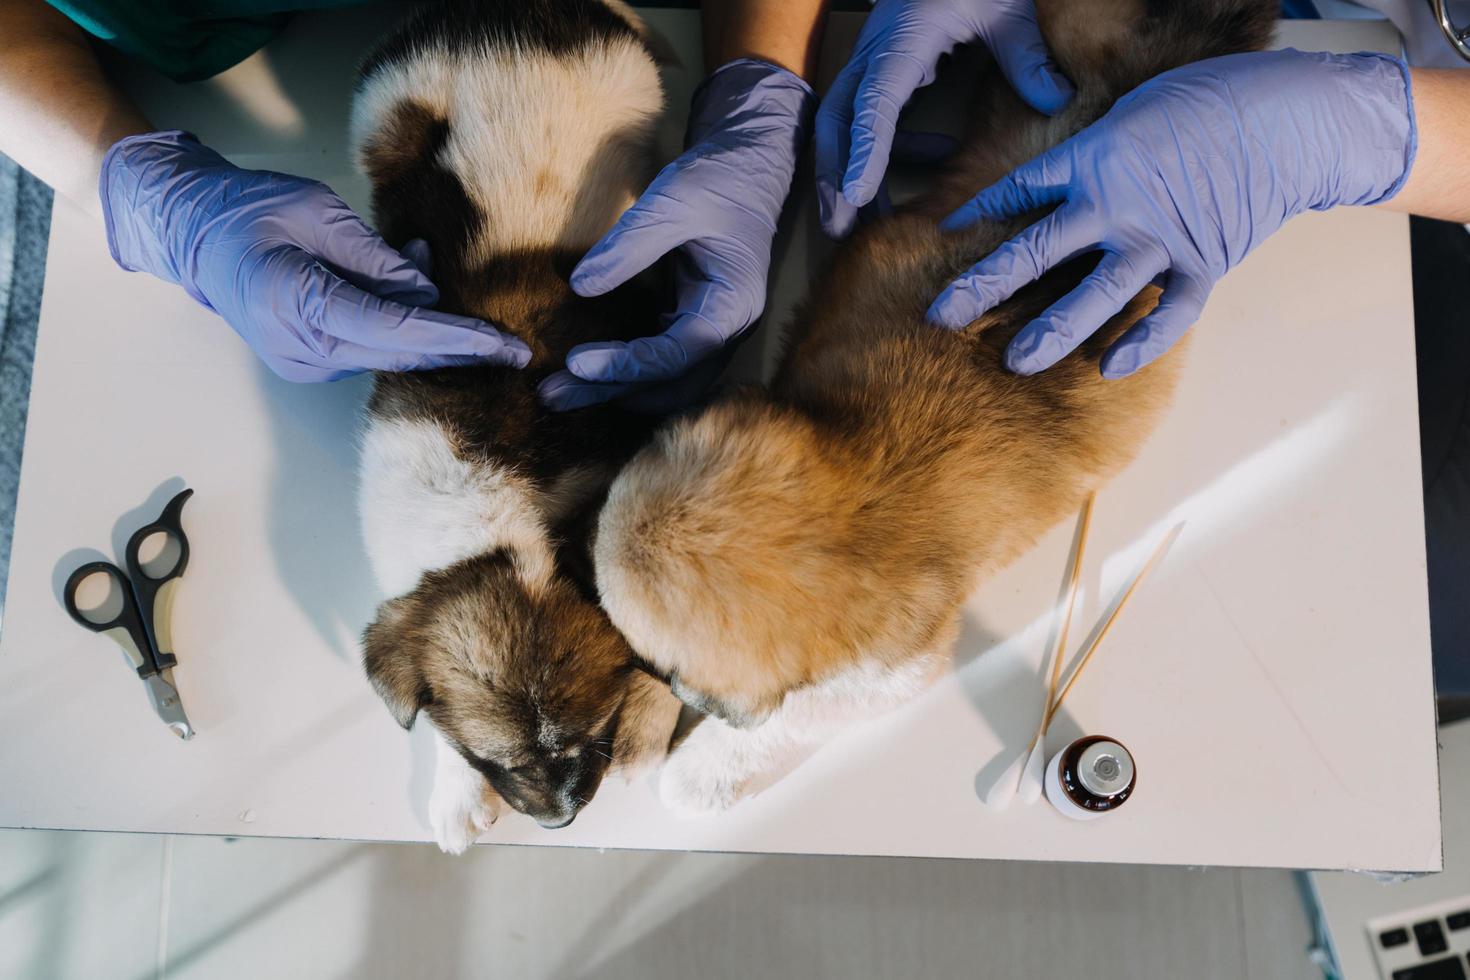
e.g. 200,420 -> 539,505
658,708 -> 806,816
612,671 -> 683,782
659,649 -> 947,816
427,724 -> 503,854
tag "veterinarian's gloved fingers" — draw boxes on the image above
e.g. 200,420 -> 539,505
1100,278 -> 1211,379
564,314 -> 725,385
829,130 -> 955,233
935,48 -> 1415,369
889,130 -> 962,164
300,265 -> 531,366
308,203 -> 440,308
571,199 -> 691,297
1004,255 -> 1161,374
927,207 -> 1095,329
542,352 -> 733,413
555,58 -> 810,406
819,183 -> 861,241
354,239 -> 437,307
297,337 -> 489,377
615,349 -> 734,413
815,61 -> 865,239
385,309 -> 531,367
558,341 -> 630,381
543,326 -> 739,412
398,238 -> 434,280
941,151 -> 1069,231
984,5 -> 1075,115
98,131 -> 531,381
537,370 -> 629,411
843,52 -> 932,208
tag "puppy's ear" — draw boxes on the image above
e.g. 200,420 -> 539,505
362,595 -> 428,730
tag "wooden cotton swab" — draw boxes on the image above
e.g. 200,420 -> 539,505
1049,521 -> 1185,716
1016,493 -> 1096,805
1017,521 -> 1183,805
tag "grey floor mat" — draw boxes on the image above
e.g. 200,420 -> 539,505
0,155 -> 53,620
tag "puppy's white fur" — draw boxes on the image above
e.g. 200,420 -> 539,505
659,648 -> 950,816
428,719 -> 503,855
359,417 -> 555,599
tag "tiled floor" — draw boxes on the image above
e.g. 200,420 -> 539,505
0,828 -> 1323,980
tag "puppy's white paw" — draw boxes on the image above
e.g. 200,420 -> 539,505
429,771 -> 502,855
658,729 -> 748,817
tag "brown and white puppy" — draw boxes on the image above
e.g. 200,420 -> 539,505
352,0 -> 680,851
595,0 -> 1277,813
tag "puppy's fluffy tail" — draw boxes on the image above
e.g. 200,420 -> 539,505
595,395 -> 858,704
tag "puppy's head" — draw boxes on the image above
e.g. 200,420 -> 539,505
362,550 -> 638,829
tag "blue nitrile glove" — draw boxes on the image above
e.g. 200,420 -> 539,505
538,59 -> 816,412
816,0 -> 1074,239
930,50 -> 1416,378
100,131 -> 531,382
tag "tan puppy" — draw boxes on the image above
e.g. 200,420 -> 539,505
595,0 -> 1276,812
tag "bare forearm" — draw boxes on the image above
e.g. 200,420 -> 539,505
701,0 -> 829,80
0,0 -> 151,209
1382,68 -> 1470,223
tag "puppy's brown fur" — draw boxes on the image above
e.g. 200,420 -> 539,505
596,0 -> 1276,724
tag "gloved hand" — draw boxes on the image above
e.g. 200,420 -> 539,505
816,0 -> 1074,239
930,50 -> 1416,377
539,59 -> 816,412
100,131 -> 531,382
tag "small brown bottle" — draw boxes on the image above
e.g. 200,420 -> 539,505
1045,735 -> 1136,820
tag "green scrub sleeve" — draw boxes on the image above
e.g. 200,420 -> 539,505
46,1 -> 366,82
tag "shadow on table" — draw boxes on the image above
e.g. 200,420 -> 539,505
257,366 -> 378,662
255,366 -> 442,827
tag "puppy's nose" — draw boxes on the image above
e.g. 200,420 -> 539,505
536,812 -> 576,830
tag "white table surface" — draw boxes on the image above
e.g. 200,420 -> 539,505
0,12 -> 1441,872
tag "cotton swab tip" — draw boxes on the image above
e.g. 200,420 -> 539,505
983,750 -> 1027,810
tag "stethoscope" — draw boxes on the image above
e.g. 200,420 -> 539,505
1434,0 -> 1470,61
